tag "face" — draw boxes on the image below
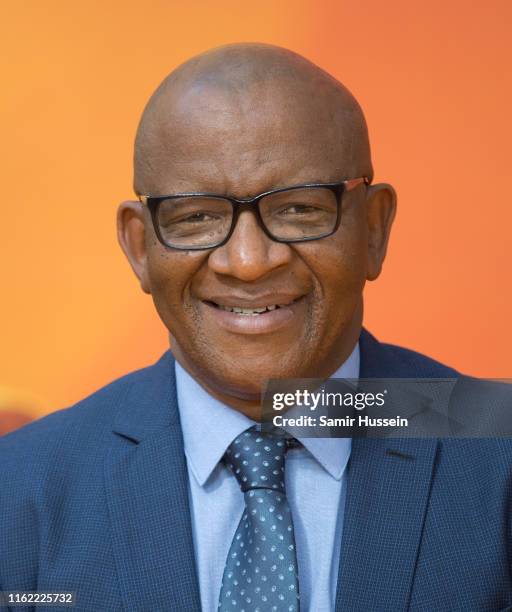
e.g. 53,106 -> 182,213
119,82 -> 396,415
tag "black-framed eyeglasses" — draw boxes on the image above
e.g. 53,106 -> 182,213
137,176 -> 369,250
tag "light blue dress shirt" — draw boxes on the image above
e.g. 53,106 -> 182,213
175,344 -> 359,612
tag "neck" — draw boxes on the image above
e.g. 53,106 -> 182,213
170,307 -> 363,421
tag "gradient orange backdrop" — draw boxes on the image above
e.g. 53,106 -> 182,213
1,0 -> 511,422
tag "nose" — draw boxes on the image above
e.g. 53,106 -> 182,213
207,209 -> 292,282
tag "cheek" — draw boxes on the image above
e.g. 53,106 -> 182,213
302,224 -> 368,304
331,212 -> 368,286
295,223 -> 367,345
146,248 -> 204,325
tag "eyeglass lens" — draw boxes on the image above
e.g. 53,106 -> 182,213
156,187 -> 338,248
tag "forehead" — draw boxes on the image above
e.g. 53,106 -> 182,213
140,81 -> 358,197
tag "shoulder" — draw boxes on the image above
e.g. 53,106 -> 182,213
360,331 -> 512,462
360,328 -> 460,378
0,353 -> 173,583
0,352 -> 172,477
380,341 -> 459,377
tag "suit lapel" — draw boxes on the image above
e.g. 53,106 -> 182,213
335,437 -> 438,611
104,353 -> 201,612
334,330 -> 439,611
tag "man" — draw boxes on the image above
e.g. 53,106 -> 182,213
1,43 -> 511,612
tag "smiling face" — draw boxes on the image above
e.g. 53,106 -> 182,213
118,44 -> 396,417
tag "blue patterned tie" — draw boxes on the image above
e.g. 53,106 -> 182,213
218,428 -> 300,612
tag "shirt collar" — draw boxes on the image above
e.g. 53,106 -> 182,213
176,343 -> 359,486
297,345 -> 358,480
176,364 -> 255,486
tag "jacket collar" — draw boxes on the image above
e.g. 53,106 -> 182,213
111,351 -> 179,443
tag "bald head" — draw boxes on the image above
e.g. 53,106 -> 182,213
134,43 -> 373,196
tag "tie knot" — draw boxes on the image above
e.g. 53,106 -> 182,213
225,429 -> 287,493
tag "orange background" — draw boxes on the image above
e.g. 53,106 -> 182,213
1,0 -> 511,424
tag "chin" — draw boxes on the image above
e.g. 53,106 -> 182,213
216,356 -> 307,394
172,330 -> 317,394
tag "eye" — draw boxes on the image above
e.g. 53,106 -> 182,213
279,204 -> 320,215
175,211 -> 220,224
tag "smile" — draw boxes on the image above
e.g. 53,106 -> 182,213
216,303 -> 290,315
202,297 -> 305,334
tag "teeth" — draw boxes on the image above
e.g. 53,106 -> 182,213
219,304 -> 280,315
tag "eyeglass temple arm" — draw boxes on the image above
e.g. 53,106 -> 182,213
344,177 -> 370,191
137,177 -> 370,203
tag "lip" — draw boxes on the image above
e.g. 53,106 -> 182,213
201,295 -> 306,335
204,294 -> 303,309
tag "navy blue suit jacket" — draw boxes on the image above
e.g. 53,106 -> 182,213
1,329 -> 511,611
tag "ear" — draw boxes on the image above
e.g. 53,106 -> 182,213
117,200 -> 151,294
365,183 -> 397,281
